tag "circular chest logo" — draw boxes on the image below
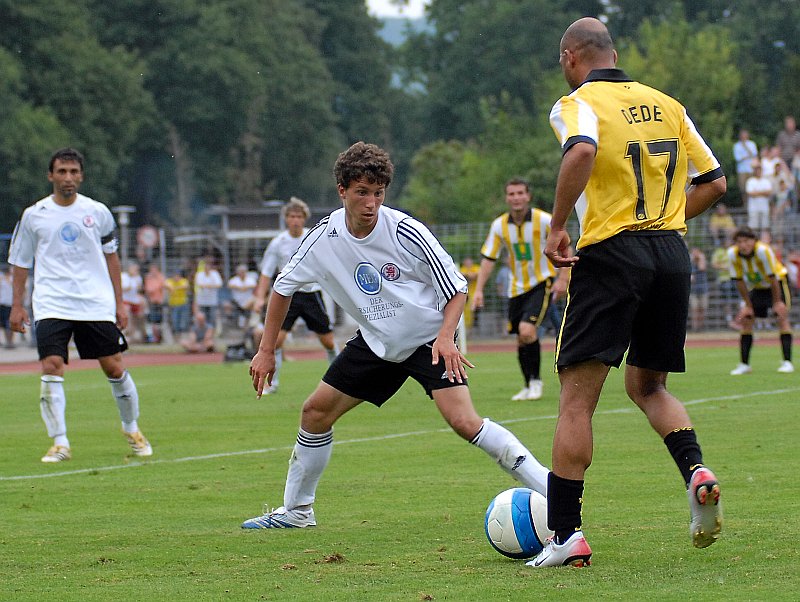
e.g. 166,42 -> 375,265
381,263 -> 400,281
83,215 -> 95,228
354,262 -> 382,295
59,222 -> 82,245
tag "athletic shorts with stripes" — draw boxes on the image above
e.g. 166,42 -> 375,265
748,277 -> 791,318
507,278 -> 553,335
556,230 -> 690,373
322,330 -> 466,406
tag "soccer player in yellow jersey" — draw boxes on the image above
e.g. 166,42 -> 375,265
472,178 -> 569,401
727,227 -> 794,375
528,18 -> 728,568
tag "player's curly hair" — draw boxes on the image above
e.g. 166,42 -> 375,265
49,147 -> 84,173
334,142 -> 394,189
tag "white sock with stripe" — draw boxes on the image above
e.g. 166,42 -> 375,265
109,370 -> 140,433
471,418 -> 549,496
283,428 -> 333,510
40,375 -> 69,448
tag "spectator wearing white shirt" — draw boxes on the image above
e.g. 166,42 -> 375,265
194,260 -> 223,328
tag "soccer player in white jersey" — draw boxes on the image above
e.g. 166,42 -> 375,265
251,197 -> 339,394
8,148 -> 153,463
242,142 -> 551,529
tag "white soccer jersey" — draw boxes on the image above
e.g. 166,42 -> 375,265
8,194 -> 119,322
274,206 -> 468,362
260,228 -> 320,294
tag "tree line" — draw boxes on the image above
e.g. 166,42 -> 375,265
1,0 -> 798,233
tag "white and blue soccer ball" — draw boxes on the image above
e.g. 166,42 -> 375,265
484,487 -> 553,559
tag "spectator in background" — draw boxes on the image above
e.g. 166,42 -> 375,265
689,247 -> 709,332
776,115 -> 800,167
733,128 -> 758,204
143,263 -> 166,343
459,256 -> 480,329
165,269 -> 190,336
772,162 -> 796,241
0,266 -> 15,348
760,145 -> 781,180
745,162 -> 773,235
181,311 -> 215,353
194,259 -> 223,328
121,261 -> 147,343
227,264 -> 257,328
708,202 -> 737,248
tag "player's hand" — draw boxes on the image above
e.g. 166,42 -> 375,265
544,228 -> 578,268
736,305 -> 754,321
9,306 -> 29,333
471,289 -> 484,311
116,304 -> 129,330
249,350 -> 276,398
431,337 -> 474,384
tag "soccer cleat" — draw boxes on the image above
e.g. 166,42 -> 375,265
41,445 -> 71,463
526,530 -> 592,568
511,387 -> 530,401
263,384 -> 279,395
688,467 -> 722,549
241,506 -> 316,529
729,363 -> 752,375
526,379 -> 543,400
123,430 -> 153,457
777,360 -> 794,373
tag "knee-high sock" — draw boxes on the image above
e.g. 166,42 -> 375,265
272,348 -> 283,387
517,341 -> 541,383
283,428 -> 333,510
40,375 -> 68,447
470,418 -> 548,496
780,332 -> 792,361
740,333 -> 753,364
109,370 -> 140,433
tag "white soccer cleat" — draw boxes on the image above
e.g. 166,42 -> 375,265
241,506 -> 316,529
511,387 -> 530,401
526,379 -> 543,400
688,467 -> 722,548
729,363 -> 752,375
777,360 -> 794,373
41,445 -> 71,463
123,430 -> 153,457
526,530 -> 592,568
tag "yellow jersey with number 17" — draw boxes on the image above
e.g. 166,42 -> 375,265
549,68 -> 723,249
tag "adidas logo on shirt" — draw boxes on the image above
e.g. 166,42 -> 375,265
328,228 -> 338,238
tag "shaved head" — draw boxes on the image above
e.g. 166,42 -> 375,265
560,17 -> 614,60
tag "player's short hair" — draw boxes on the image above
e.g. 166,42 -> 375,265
734,227 -> 758,240
283,196 -> 310,220
49,148 -> 84,173
334,142 -> 394,189
505,177 -> 530,193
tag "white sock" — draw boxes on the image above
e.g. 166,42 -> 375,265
272,348 -> 283,387
41,375 -> 69,447
326,342 -> 339,363
283,428 -> 333,510
109,370 -> 140,433
471,418 -> 549,496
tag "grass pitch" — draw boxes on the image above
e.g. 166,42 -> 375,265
1,345 -> 798,600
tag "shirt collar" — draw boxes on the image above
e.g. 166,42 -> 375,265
582,68 -> 633,84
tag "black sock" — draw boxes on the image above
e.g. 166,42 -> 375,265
547,472 -> 584,544
781,332 -> 792,361
664,428 -> 704,486
741,333 -> 753,364
517,341 -> 541,382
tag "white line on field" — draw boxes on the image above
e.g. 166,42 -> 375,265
2,386 -> 797,481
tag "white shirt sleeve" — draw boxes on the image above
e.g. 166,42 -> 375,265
7,211 -> 36,269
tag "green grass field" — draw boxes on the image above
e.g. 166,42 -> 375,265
2,346 -> 798,601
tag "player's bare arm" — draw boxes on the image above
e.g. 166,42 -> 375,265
470,257 -> 495,311
250,291 -> 292,397
432,292 -> 475,383
545,142 -> 595,267
105,252 -> 128,330
252,274 -> 272,313
9,265 -> 30,333
685,176 -> 727,220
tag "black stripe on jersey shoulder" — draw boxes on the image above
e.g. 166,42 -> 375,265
301,215 -> 330,243
276,216 -> 329,282
562,135 -> 597,155
396,218 -> 458,298
690,166 -> 725,186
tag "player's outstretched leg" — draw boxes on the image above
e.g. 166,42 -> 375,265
109,370 -> 152,457
40,375 -> 71,463
470,418 -> 549,496
241,428 -> 332,529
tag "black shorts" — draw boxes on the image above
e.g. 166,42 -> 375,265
322,330 -> 466,406
0,305 -> 10,328
283,291 -> 332,334
507,279 -> 552,334
556,231 -> 690,373
36,318 -> 129,363
749,278 -> 791,318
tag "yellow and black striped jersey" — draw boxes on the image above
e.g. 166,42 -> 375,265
480,208 -> 557,298
550,69 -> 723,249
727,241 -> 788,290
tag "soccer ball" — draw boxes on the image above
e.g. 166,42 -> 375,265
484,487 -> 553,559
